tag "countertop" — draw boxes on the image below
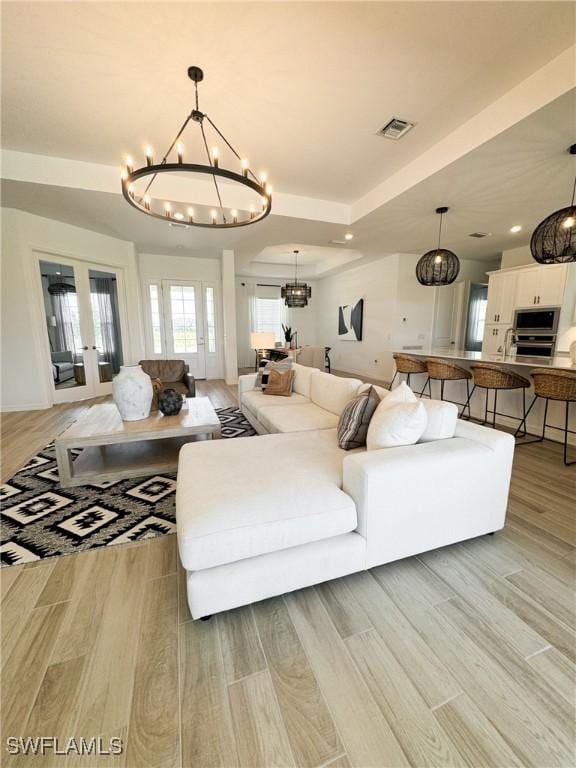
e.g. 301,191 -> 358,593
396,348 -> 576,370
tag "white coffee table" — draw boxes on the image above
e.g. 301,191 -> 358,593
54,397 -> 221,487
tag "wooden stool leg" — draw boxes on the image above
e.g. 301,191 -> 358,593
440,379 -> 445,401
483,388 -> 489,425
407,372 -> 411,389
390,371 -> 398,389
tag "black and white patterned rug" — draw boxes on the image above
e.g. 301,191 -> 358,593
0,407 -> 256,567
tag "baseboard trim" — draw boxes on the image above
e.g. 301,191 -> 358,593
0,401 -> 51,412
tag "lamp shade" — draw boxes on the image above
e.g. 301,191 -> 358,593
250,332 -> 276,350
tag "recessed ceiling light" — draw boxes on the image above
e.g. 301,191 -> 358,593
344,233 -> 354,241
510,225 -> 522,233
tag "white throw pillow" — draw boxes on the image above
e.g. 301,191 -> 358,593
381,380 -> 417,406
419,400 -> 458,442
367,401 -> 428,450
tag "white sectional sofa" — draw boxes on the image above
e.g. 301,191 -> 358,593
176,363 -> 514,619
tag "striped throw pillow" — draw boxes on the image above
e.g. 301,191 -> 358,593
256,358 -> 293,391
337,386 -> 380,450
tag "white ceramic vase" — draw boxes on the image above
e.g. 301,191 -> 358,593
112,365 -> 153,421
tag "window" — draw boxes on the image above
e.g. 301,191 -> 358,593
148,285 -> 162,354
465,284 -> 489,352
170,285 -> 197,353
205,286 -> 216,354
252,297 -> 286,343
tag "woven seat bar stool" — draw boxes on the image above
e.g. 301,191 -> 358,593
463,363 -> 531,437
515,369 -> 576,466
390,353 -> 427,390
421,358 -> 472,417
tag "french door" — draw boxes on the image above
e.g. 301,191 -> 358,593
145,280 -> 221,379
37,254 -> 126,403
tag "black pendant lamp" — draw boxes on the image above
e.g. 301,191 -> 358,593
281,250 -> 312,308
415,207 -> 460,286
530,144 -> 576,264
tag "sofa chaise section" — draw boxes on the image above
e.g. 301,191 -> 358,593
176,429 -> 359,572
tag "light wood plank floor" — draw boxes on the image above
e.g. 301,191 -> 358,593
1,379 -> 575,768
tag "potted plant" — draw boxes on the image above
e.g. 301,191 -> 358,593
282,324 -> 293,349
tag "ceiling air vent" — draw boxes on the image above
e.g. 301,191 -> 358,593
378,117 -> 415,140
468,232 -> 492,238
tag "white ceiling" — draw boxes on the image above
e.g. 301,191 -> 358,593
2,1 -> 574,202
3,88 -> 575,277
1,2 -> 575,279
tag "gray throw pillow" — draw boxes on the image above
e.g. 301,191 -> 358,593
255,358 -> 293,390
337,386 -> 380,450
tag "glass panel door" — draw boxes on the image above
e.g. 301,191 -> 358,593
39,258 -> 94,402
162,280 -> 206,378
89,269 -> 124,386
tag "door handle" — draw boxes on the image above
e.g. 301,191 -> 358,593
83,346 -> 89,350
92,346 -> 97,350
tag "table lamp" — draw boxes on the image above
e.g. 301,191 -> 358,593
251,332 -> 276,371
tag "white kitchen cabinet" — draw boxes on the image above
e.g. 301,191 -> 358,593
485,271 -> 517,324
482,324 -> 505,355
515,264 -> 567,308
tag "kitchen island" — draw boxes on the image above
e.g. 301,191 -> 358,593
393,348 -> 575,446
403,348 -> 575,370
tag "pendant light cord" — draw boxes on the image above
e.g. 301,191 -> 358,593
437,211 -> 444,250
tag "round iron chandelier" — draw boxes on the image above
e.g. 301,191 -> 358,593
121,66 -> 272,229
282,250 -> 312,308
47,282 -> 76,296
415,207 -> 460,286
530,144 -> 576,264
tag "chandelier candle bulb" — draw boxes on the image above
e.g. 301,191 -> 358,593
144,195 -> 151,210
211,147 -> 219,168
164,202 -> 171,218
211,209 -> 217,224
250,204 -> 255,220
187,208 -> 194,223
231,209 -> 238,224
266,184 -> 273,197
241,158 -> 249,177
145,147 -> 153,166
126,156 -> 134,174
177,143 -> 184,164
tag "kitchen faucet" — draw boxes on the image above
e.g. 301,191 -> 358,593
504,327 -> 517,357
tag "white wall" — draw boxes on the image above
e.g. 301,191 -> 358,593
501,244 -> 533,269
235,277 -> 317,369
138,252 -> 221,282
315,254 -> 500,382
1,208 -> 144,410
